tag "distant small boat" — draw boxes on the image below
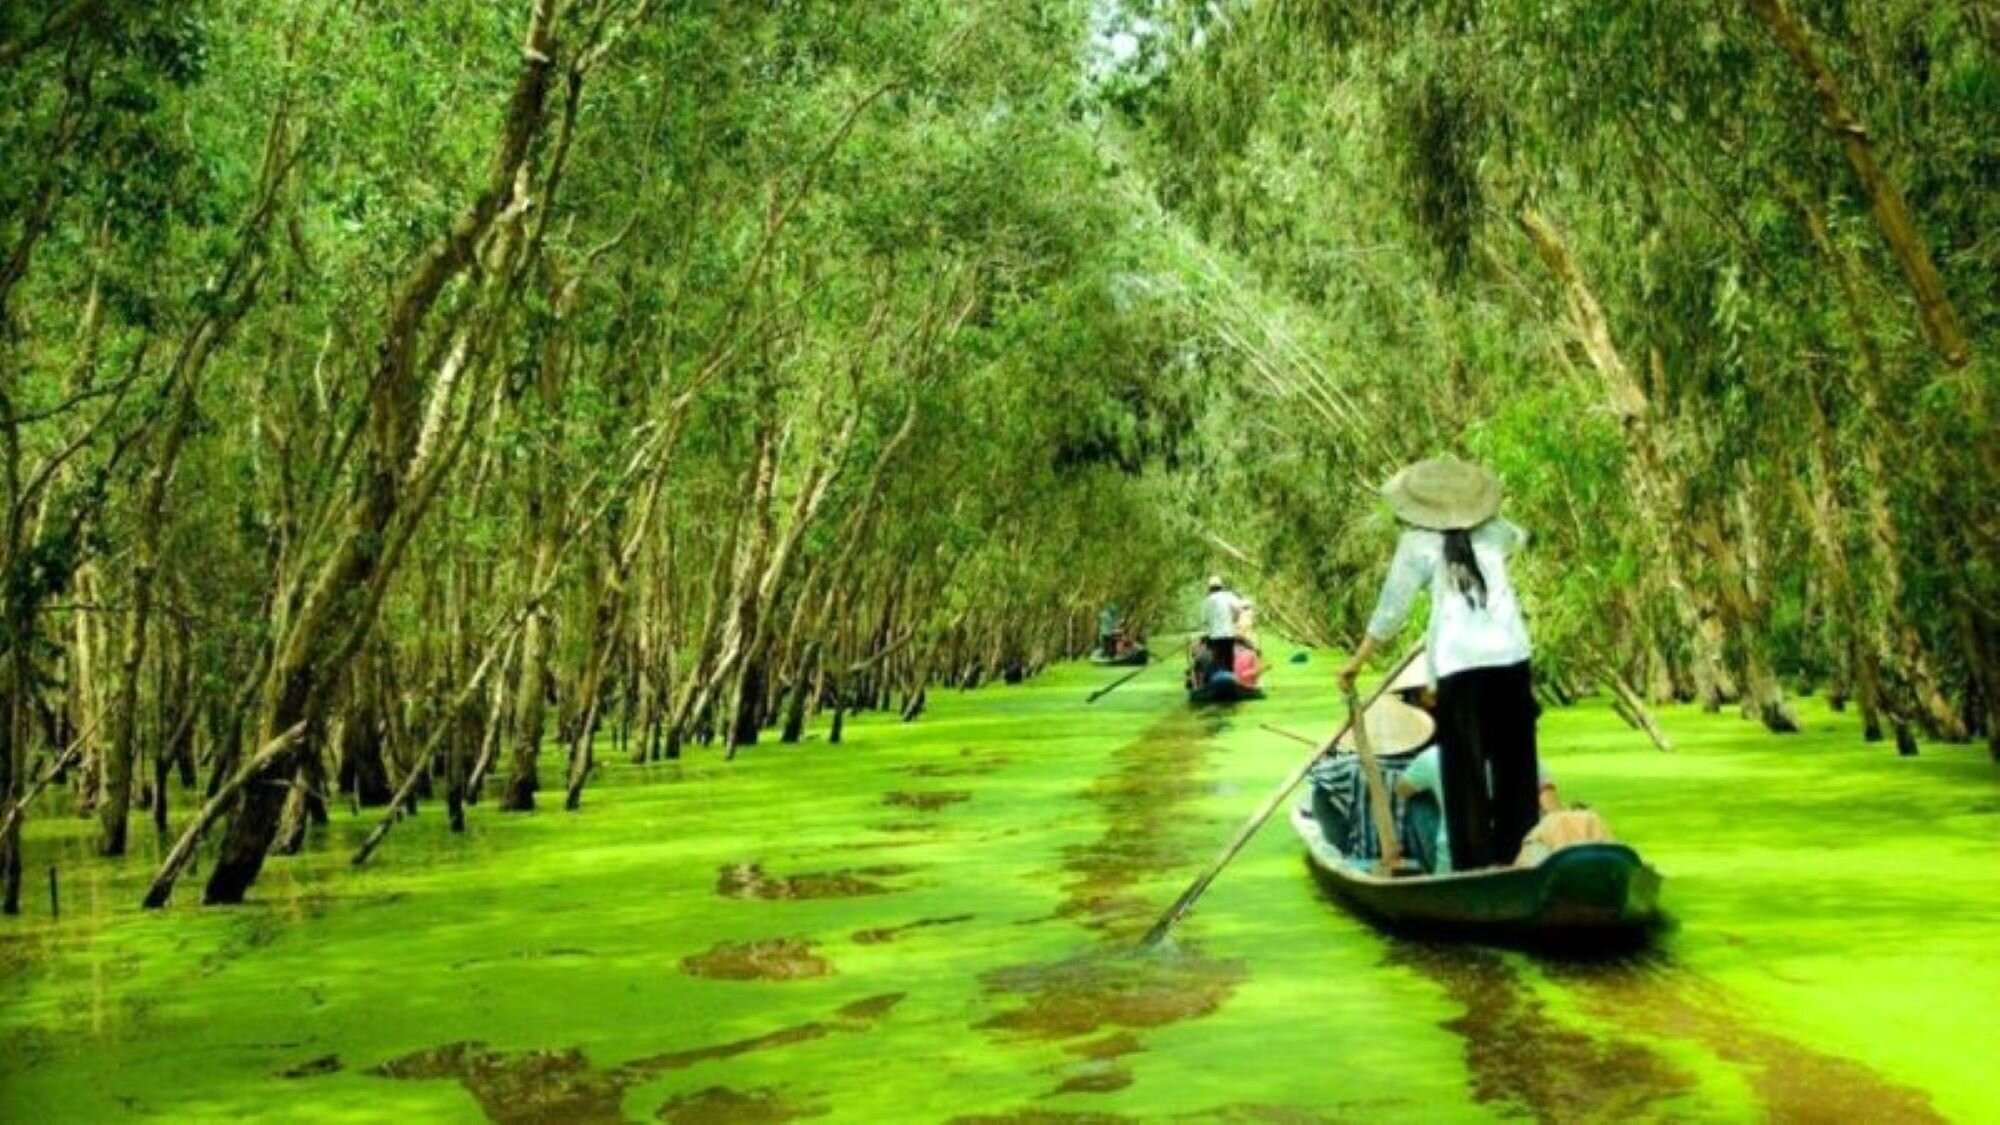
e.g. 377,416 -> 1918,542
1090,647 -> 1148,667
1187,668 -> 1264,704
1289,806 -> 1662,943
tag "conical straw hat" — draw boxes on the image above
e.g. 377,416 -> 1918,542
1381,455 -> 1501,531
1387,653 -> 1432,696
1336,696 -> 1436,757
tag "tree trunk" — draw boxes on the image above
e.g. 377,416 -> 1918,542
1745,0 -> 1971,368
203,3 -> 562,904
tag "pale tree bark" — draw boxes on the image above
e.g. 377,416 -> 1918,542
497,430 -> 562,811
1790,388 -> 1890,742
1689,510 -> 1800,733
100,103 -> 299,855
1744,0 -> 1972,368
723,400 -> 861,756
202,1 -> 567,904
1795,204 -> 1968,745
1516,208 -> 1771,722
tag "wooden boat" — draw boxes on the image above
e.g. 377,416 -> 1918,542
1288,805 -> 1662,942
1090,646 -> 1148,667
1187,669 -> 1264,704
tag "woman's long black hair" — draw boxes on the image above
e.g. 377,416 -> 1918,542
1442,527 -> 1488,610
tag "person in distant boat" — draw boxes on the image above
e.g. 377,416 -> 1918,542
1232,636 -> 1263,689
1200,576 -> 1249,684
1186,633 -> 1214,688
1339,455 -> 1539,871
1097,604 -> 1124,656
1232,605 -> 1263,686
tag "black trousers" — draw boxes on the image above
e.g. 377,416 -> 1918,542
1434,660 -> 1539,869
1204,637 -> 1235,681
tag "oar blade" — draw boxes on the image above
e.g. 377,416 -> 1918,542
1133,645 -> 1425,948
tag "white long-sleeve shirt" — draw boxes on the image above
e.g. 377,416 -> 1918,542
1365,519 -> 1531,682
1201,589 -> 1247,639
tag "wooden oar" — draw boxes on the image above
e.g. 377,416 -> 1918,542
1345,684 -> 1403,876
1085,658 -> 1152,704
1139,644 -> 1423,948
1259,724 -> 1317,747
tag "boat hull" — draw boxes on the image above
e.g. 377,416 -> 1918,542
1289,807 -> 1661,943
1187,670 -> 1263,704
1090,648 -> 1149,667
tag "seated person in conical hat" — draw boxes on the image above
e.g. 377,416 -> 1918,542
1306,697 -> 1435,863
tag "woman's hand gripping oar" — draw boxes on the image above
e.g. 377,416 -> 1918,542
1138,644 -> 1423,948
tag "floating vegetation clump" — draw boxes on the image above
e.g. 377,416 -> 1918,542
715,863 -> 917,901
882,791 -> 973,812
680,938 -> 834,981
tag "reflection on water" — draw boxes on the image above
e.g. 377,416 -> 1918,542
976,709 -> 1248,1106
371,993 -> 906,1121
1390,939 -> 1947,1122
1389,943 -> 1697,1118
1550,955 -> 1944,1122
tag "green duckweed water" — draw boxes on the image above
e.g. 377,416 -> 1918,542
2,656 -> 1996,1122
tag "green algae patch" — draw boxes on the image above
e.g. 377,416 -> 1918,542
3,659 -> 1997,1122
900,750 -> 1014,779
944,1104 -> 1136,1112
623,992 -> 903,1072
275,1054 -> 343,1079
1048,1065 -> 1132,1096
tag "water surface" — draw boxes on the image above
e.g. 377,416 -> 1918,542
2,656 -> 1994,1121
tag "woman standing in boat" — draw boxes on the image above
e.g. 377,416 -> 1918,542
1337,455 -> 1539,871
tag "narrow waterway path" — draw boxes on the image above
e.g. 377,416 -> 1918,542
2,655 -> 1994,1121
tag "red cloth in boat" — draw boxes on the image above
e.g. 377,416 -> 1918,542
1232,645 -> 1262,688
